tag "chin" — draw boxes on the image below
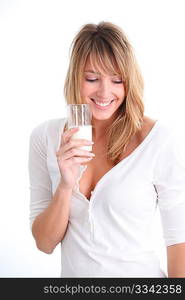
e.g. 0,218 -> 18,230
92,115 -> 112,120
92,111 -> 116,122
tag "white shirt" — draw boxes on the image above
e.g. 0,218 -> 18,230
28,117 -> 185,277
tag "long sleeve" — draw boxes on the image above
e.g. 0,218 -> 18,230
28,121 -> 53,229
153,130 -> 185,246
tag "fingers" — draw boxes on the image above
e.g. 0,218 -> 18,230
60,127 -> 79,147
58,148 -> 95,161
60,138 -> 93,154
56,127 -> 95,165
59,156 -> 93,167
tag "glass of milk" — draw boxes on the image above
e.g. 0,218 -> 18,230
67,104 -> 92,151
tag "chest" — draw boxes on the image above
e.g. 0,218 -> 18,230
78,118 -> 156,201
79,137 -> 139,200
79,155 -> 115,200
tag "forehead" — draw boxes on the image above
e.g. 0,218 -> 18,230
84,56 -> 120,76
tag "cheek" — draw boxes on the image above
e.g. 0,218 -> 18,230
81,83 -> 95,97
115,85 -> 125,100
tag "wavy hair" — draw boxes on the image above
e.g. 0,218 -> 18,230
64,22 -> 145,164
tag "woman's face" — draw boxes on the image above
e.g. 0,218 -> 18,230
80,59 -> 125,121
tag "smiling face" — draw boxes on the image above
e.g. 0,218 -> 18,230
80,58 -> 125,122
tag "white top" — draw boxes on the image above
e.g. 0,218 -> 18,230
28,117 -> 185,277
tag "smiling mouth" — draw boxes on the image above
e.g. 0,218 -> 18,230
90,98 -> 114,107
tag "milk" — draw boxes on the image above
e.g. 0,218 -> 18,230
70,125 -> 92,151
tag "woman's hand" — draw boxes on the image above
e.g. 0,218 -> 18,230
56,127 -> 94,190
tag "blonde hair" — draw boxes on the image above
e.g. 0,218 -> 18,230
64,21 -> 145,164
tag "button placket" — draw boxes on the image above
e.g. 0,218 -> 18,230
87,200 -> 95,240
74,165 -> 96,239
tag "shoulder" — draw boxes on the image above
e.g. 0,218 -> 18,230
29,117 -> 67,152
137,116 -> 157,143
139,115 -> 173,142
29,117 -> 68,156
142,116 -> 157,134
143,116 -> 185,163
30,117 -> 67,139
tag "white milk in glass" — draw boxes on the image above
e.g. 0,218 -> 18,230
67,104 -> 92,151
70,125 -> 92,151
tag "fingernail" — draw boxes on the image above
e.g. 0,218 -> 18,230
86,141 -> 94,144
70,127 -> 79,130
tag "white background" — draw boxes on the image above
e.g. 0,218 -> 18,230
0,0 -> 185,277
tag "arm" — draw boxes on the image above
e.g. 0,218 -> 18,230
32,183 -> 72,254
167,242 -> 185,277
29,120 -> 92,254
28,121 -> 72,254
153,129 -> 185,277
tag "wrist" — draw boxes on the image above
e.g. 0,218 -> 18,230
58,181 -> 73,193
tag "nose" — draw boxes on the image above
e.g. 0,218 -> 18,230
96,79 -> 111,100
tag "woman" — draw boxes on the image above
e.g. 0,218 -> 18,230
29,22 -> 185,277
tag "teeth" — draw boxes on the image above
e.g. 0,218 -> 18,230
94,100 -> 112,106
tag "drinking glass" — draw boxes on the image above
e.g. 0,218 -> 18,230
67,104 -> 92,151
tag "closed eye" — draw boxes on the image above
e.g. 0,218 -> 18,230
113,80 -> 123,84
86,78 -> 98,82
